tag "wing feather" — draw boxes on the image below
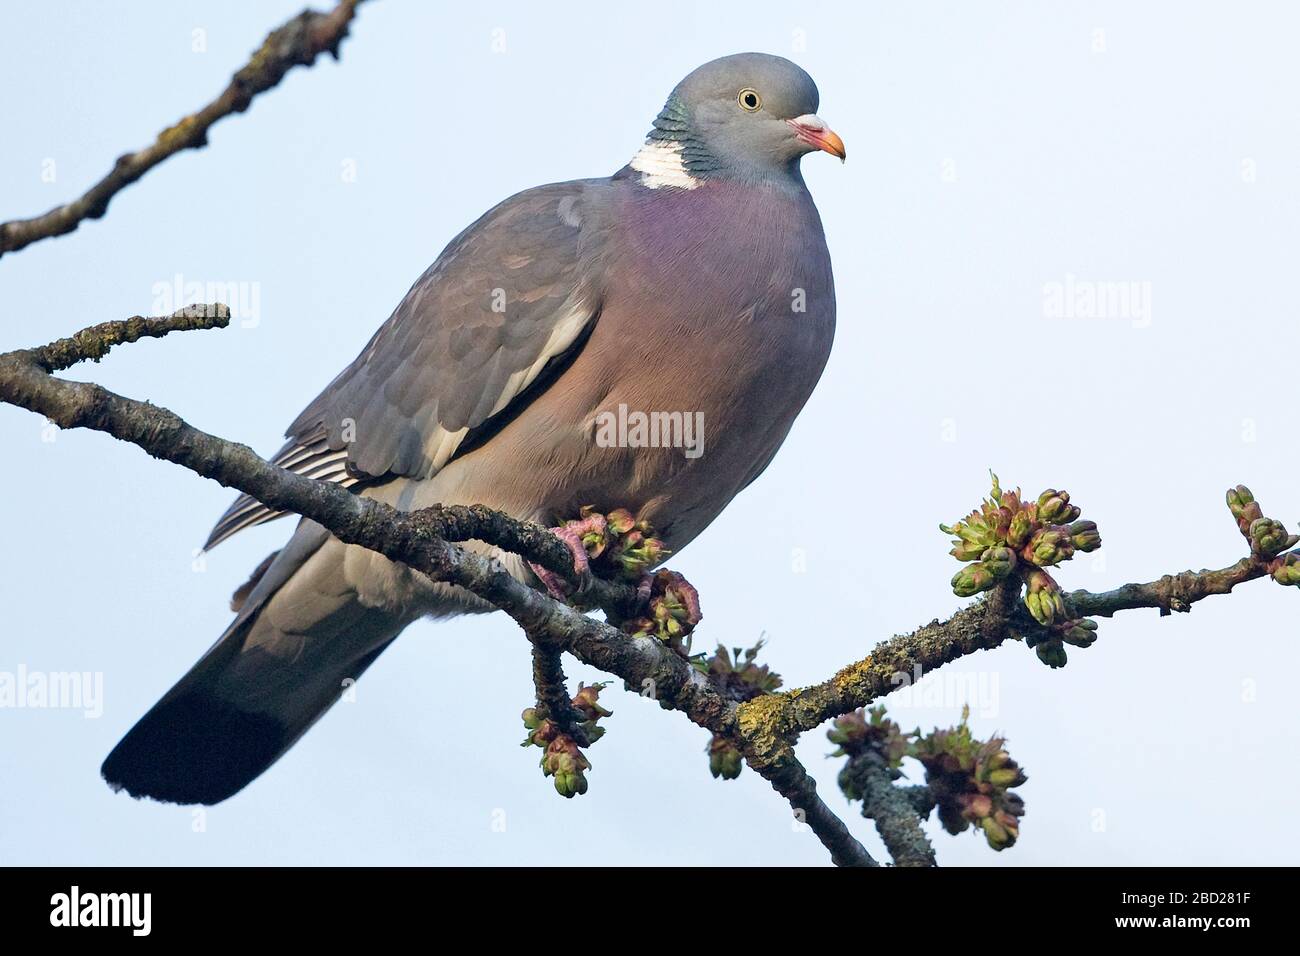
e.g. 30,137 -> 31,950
204,181 -> 605,549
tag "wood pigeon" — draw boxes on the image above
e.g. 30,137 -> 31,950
102,52 -> 845,804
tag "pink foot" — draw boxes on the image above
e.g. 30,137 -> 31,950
660,570 -> 702,628
632,570 -> 700,624
634,572 -> 655,609
530,521 -> 595,600
624,569 -> 703,648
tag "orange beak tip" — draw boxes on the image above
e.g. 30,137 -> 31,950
787,115 -> 847,162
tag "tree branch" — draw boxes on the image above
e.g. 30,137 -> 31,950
840,754 -> 936,867
529,646 -> 578,733
1067,558 -> 1266,617
744,551 -> 1274,742
749,746 -> 879,867
0,311 -> 1287,865
0,309 -> 874,864
0,0 -> 364,259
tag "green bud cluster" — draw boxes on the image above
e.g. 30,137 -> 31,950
521,683 -> 612,798
941,475 -> 1102,666
707,641 -> 783,700
699,641 -> 783,781
1023,569 -> 1066,627
910,706 -> 1028,851
1272,552 -> 1300,587
1225,485 -> 1300,587
829,705 -> 1028,851
599,507 -> 670,578
707,734 -> 743,780
1226,485 -> 1263,535
827,706 -> 911,801
1250,518 -> 1297,558
543,737 -> 591,798
570,682 -> 612,745
828,705 -> 910,767
1025,615 -> 1098,669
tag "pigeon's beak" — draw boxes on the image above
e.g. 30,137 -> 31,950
787,114 -> 847,162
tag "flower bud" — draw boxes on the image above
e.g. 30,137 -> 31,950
1060,617 -> 1099,647
1035,639 -> 1068,668
1067,520 -> 1102,552
1249,517 -> 1299,558
1226,486 -> 1265,536
1037,490 -> 1080,525
1226,485 -> 1255,521
981,816 -> 1013,850
1027,529 -> 1074,567
964,793 -> 994,819
1024,570 -> 1065,626
1272,552 -> 1300,587
708,735 -> 744,780
952,562 -> 998,597
572,683 -> 612,721
988,767 -> 1026,788
1007,510 -> 1035,548
980,546 -> 1018,579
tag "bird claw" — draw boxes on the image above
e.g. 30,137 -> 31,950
632,570 -> 700,621
623,569 -> 702,649
530,519 -> 596,600
529,507 -> 677,610
634,572 -> 655,610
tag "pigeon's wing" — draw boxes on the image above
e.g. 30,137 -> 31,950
205,182 -> 604,550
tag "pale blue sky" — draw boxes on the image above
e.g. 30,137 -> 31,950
2,1 -> 1298,865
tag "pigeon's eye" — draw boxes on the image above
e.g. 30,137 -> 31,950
737,88 -> 761,112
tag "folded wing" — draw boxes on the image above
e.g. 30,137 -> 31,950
205,182 -> 603,550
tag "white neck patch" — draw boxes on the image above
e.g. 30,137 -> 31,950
629,140 -> 700,190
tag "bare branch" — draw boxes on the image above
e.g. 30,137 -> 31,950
747,747 -> 879,867
27,305 -> 232,371
739,602 -> 1018,745
840,754 -> 936,867
529,646 -> 578,733
1067,558 -> 1266,617
0,0 -> 364,258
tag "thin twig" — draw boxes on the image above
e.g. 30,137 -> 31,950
1067,558 -> 1266,617
0,0 -> 364,258
530,646 -> 578,732
28,305 -> 232,371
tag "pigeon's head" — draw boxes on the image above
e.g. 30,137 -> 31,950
631,53 -> 845,187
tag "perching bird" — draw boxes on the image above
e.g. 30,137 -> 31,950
102,52 -> 844,804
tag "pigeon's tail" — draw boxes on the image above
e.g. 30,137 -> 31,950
101,520 -> 412,806
99,621 -> 397,806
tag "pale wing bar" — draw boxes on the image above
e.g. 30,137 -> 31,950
202,431 -> 358,551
